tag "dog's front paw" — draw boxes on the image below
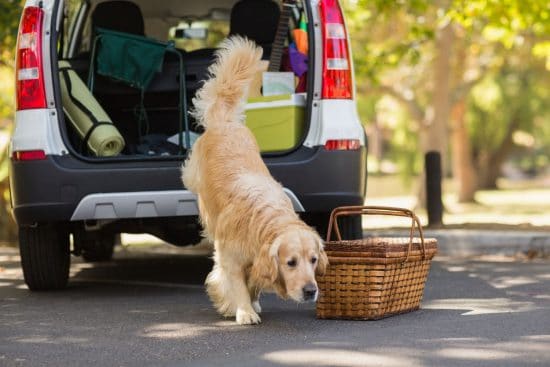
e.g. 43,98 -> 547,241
252,300 -> 262,314
236,308 -> 261,325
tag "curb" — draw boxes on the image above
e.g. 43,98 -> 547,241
368,229 -> 550,257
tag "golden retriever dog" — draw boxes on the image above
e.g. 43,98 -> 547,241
181,37 -> 328,325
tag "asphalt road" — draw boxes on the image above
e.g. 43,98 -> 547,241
1,244 -> 549,367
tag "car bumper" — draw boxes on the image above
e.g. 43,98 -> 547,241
9,146 -> 366,225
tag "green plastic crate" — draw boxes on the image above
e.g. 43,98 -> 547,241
245,94 -> 306,153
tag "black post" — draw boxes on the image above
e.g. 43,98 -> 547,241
425,151 -> 443,227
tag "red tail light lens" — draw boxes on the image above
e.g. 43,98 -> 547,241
16,6 -> 47,110
324,139 -> 360,151
12,150 -> 47,161
319,0 -> 353,99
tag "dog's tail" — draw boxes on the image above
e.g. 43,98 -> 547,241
192,36 -> 263,129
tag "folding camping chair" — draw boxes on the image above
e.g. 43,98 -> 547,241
87,28 -> 191,152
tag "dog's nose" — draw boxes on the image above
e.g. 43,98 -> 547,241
302,283 -> 318,301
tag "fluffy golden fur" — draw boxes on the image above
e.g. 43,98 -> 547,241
181,37 -> 328,325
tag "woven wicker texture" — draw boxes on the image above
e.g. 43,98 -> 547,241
316,206 -> 438,320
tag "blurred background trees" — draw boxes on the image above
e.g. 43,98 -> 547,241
0,0 -> 20,67
345,0 -> 549,203
0,0 -> 21,243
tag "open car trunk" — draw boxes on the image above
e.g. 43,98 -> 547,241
58,0 -> 312,160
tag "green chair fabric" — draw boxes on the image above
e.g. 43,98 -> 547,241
94,27 -> 168,90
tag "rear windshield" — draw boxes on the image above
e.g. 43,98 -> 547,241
63,1 -> 234,56
168,20 -> 229,51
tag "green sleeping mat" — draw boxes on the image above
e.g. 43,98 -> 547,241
58,60 -> 125,157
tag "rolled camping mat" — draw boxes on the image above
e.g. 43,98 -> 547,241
58,60 -> 125,156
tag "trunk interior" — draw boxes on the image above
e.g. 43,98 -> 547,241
58,0 -> 311,160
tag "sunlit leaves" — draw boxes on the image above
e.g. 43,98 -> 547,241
343,0 -> 549,180
0,0 -> 23,67
448,0 -> 550,60
532,42 -> 550,70
471,77 -> 502,112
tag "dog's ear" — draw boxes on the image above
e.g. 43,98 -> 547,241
250,239 -> 280,288
316,240 -> 329,276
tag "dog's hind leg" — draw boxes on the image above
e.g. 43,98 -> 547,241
205,262 -> 235,316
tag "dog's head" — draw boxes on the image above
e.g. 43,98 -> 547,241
252,226 -> 328,302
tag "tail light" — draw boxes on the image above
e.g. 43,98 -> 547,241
324,139 -> 360,151
319,0 -> 353,99
12,150 -> 47,161
16,6 -> 47,110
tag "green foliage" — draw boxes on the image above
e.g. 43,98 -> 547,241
0,0 -> 23,67
389,120 -> 422,186
374,96 -> 422,184
344,0 -> 435,85
468,61 -> 550,163
343,0 -> 549,185
0,127 -> 16,243
0,0 -> 22,125
448,0 -> 550,39
0,66 -> 14,123
347,0 -> 549,85
0,1 -> 21,241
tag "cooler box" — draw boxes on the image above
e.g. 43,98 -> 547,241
245,94 -> 306,153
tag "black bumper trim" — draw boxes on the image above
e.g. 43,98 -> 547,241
10,146 -> 366,225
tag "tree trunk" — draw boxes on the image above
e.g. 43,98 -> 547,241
364,117 -> 383,173
418,20 -> 454,210
448,28 -> 478,203
451,99 -> 477,202
476,116 -> 520,189
421,21 -> 454,173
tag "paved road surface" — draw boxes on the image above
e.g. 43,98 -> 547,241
1,244 -> 549,366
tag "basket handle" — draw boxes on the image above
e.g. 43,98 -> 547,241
326,206 -> 426,262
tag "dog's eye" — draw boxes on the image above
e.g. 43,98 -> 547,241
287,259 -> 297,267
311,257 -> 317,264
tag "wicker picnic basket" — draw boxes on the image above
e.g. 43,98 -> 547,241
316,206 -> 438,320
